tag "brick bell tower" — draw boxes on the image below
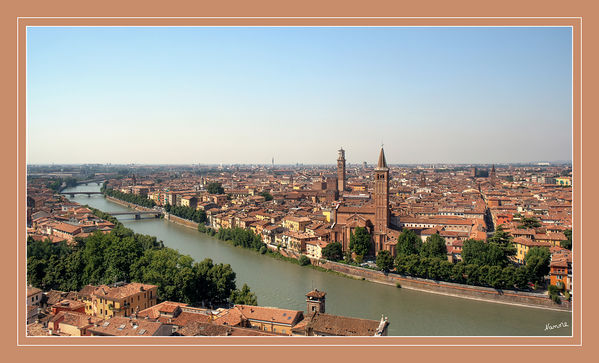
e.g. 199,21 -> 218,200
374,147 -> 390,254
337,148 -> 346,193
306,289 -> 326,314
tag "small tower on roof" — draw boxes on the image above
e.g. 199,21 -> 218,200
306,289 -> 326,314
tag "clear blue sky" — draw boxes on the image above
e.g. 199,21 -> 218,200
27,26 -> 572,165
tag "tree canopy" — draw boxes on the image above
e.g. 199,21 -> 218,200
206,182 -> 224,195
376,250 -> 394,272
396,229 -> 422,256
104,188 -> 156,208
561,229 -> 572,250
259,191 -> 273,201
524,247 -> 551,285
462,239 -> 509,268
420,233 -> 447,259
27,208 -> 254,308
230,283 -> 258,306
165,204 -> 207,223
349,227 -> 371,257
321,242 -> 343,261
518,216 -> 541,229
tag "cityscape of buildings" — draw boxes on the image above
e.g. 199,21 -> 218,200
26,146 -> 573,336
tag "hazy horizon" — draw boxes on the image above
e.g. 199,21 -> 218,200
27,27 -> 573,165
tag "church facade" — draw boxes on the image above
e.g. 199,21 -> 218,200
329,147 -> 399,257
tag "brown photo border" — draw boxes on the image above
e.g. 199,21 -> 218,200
6,11 -> 588,356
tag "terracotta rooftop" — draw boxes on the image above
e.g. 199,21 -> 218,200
86,316 -> 164,336
295,312 -> 383,336
234,305 -> 303,326
137,301 -> 188,320
91,282 -> 157,300
306,289 -> 326,299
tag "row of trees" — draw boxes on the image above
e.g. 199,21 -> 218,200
27,209 -> 256,307
103,188 -> 156,208
165,204 -> 207,224
394,252 -> 546,290
47,177 -> 78,192
214,227 -> 265,251
322,226 -> 551,291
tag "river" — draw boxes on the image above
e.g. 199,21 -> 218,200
63,184 -> 572,336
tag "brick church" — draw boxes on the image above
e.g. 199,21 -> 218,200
328,147 -> 400,257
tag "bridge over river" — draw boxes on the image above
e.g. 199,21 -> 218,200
59,191 -> 104,197
107,211 -> 163,219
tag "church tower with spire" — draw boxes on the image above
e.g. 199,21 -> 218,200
337,148 -> 346,193
374,147 -> 390,253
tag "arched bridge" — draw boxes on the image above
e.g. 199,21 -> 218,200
108,211 -> 162,220
76,179 -> 107,186
60,191 -> 104,197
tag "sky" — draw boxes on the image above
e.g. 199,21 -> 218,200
26,26 -> 573,165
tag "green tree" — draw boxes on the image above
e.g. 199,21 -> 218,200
525,247 -> 551,285
375,250 -> 394,272
486,265 -> 503,288
230,283 -> 258,306
207,182 -> 224,195
299,255 -> 311,266
501,265 -> 517,289
561,229 -> 572,250
321,242 -> 343,261
462,239 -> 508,267
349,227 -> 371,257
514,266 -> 530,289
420,233 -> 447,259
518,216 -> 541,229
487,225 -> 516,261
396,229 -> 422,256
259,191 -> 273,201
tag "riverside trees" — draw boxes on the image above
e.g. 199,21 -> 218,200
26,209 -> 256,308
392,229 -> 550,291
103,188 -> 156,208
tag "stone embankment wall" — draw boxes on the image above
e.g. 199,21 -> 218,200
314,259 -> 571,311
104,196 -> 155,212
164,213 -> 200,229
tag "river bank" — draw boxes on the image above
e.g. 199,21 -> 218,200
63,185 -> 572,336
104,195 -> 158,213
121,196 -> 570,312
